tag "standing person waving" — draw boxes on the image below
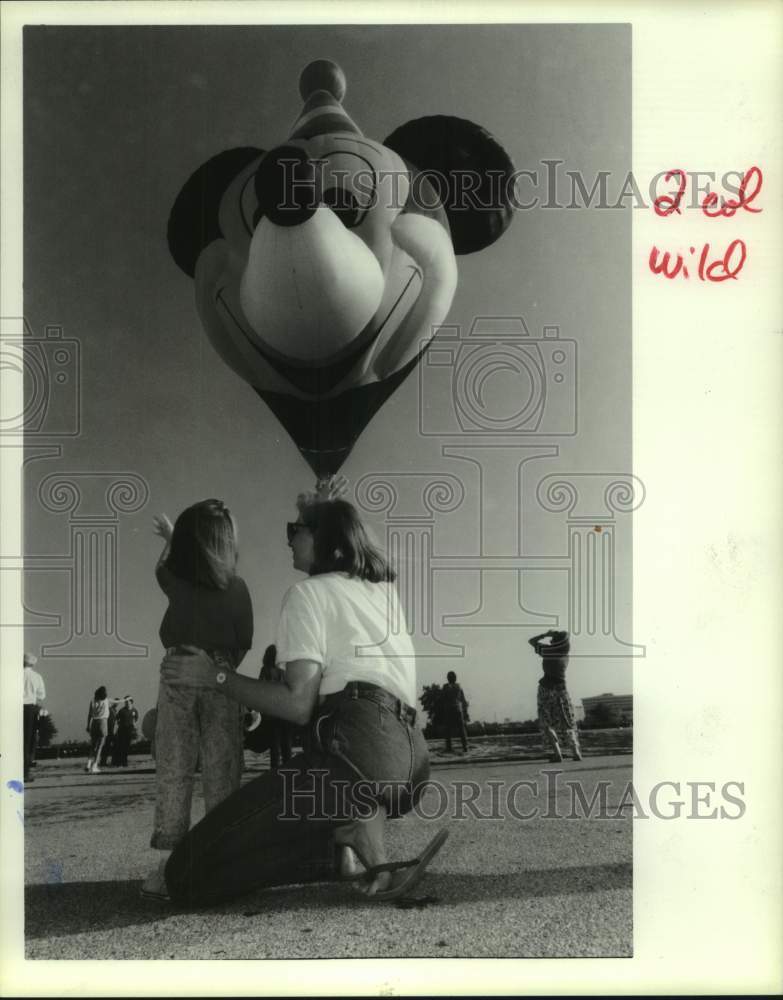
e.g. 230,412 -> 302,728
528,629 -> 582,762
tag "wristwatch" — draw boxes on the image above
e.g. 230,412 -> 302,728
215,671 -> 227,686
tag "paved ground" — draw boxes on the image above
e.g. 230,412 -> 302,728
22,751 -> 632,960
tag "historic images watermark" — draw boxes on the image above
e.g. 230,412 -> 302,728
1,316 -> 150,656
0,317 -> 81,440
278,770 -> 747,823
264,156 -> 755,214
354,314 -> 643,659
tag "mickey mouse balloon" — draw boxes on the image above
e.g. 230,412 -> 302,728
168,59 -> 515,477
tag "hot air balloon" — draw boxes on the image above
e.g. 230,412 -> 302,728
167,59 -> 515,478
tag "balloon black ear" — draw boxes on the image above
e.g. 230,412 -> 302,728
167,147 -> 263,277
384,116 -> 514,255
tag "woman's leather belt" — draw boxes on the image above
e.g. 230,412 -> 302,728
320,681 -> 417,726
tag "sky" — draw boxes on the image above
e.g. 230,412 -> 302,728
19,23 -> 632,741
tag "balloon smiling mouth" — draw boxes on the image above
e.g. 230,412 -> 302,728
214,261 -> 423,398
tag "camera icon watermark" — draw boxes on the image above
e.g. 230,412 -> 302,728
0,317 -> 81,438
353,310 -> 641,658
419,316 -> 577,438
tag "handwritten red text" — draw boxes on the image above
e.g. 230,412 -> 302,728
649,166 -> 761,284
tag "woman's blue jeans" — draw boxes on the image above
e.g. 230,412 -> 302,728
165,687 -> 430,907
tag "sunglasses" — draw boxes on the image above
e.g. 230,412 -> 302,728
286,521 -> 308,543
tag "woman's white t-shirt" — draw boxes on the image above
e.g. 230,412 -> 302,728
275,572 -> 417,707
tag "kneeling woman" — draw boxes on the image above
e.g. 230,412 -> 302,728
159,498 -> 446,906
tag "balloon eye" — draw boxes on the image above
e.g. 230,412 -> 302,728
254,145 -> 317,228
321,187 -> 361,228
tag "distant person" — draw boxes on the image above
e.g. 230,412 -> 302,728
85,687 -> 124,773
23,653 -> 46,784
30,710 -> 41,769
258,644 -> 293,769
142,500 -> 253,899
141,708 -> 158,762
528,629 -> 582,762
442,670 -> 469,754
32,709 -> 51,766
113,697 -> 138,767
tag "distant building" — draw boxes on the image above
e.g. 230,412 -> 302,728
581,692 -> 633,725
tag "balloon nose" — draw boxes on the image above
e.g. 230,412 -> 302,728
254,145 -> 318,227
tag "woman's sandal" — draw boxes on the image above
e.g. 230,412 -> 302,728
340,828 -> 449,901
139,885 -> 171,902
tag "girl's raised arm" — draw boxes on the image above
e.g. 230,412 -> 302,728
153,514 -> 174,586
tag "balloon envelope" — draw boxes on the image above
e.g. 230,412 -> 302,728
167,61 -> 515,475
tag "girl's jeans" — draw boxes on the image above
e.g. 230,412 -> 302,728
151,651 -> 244,850
165,685 -> 430,907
